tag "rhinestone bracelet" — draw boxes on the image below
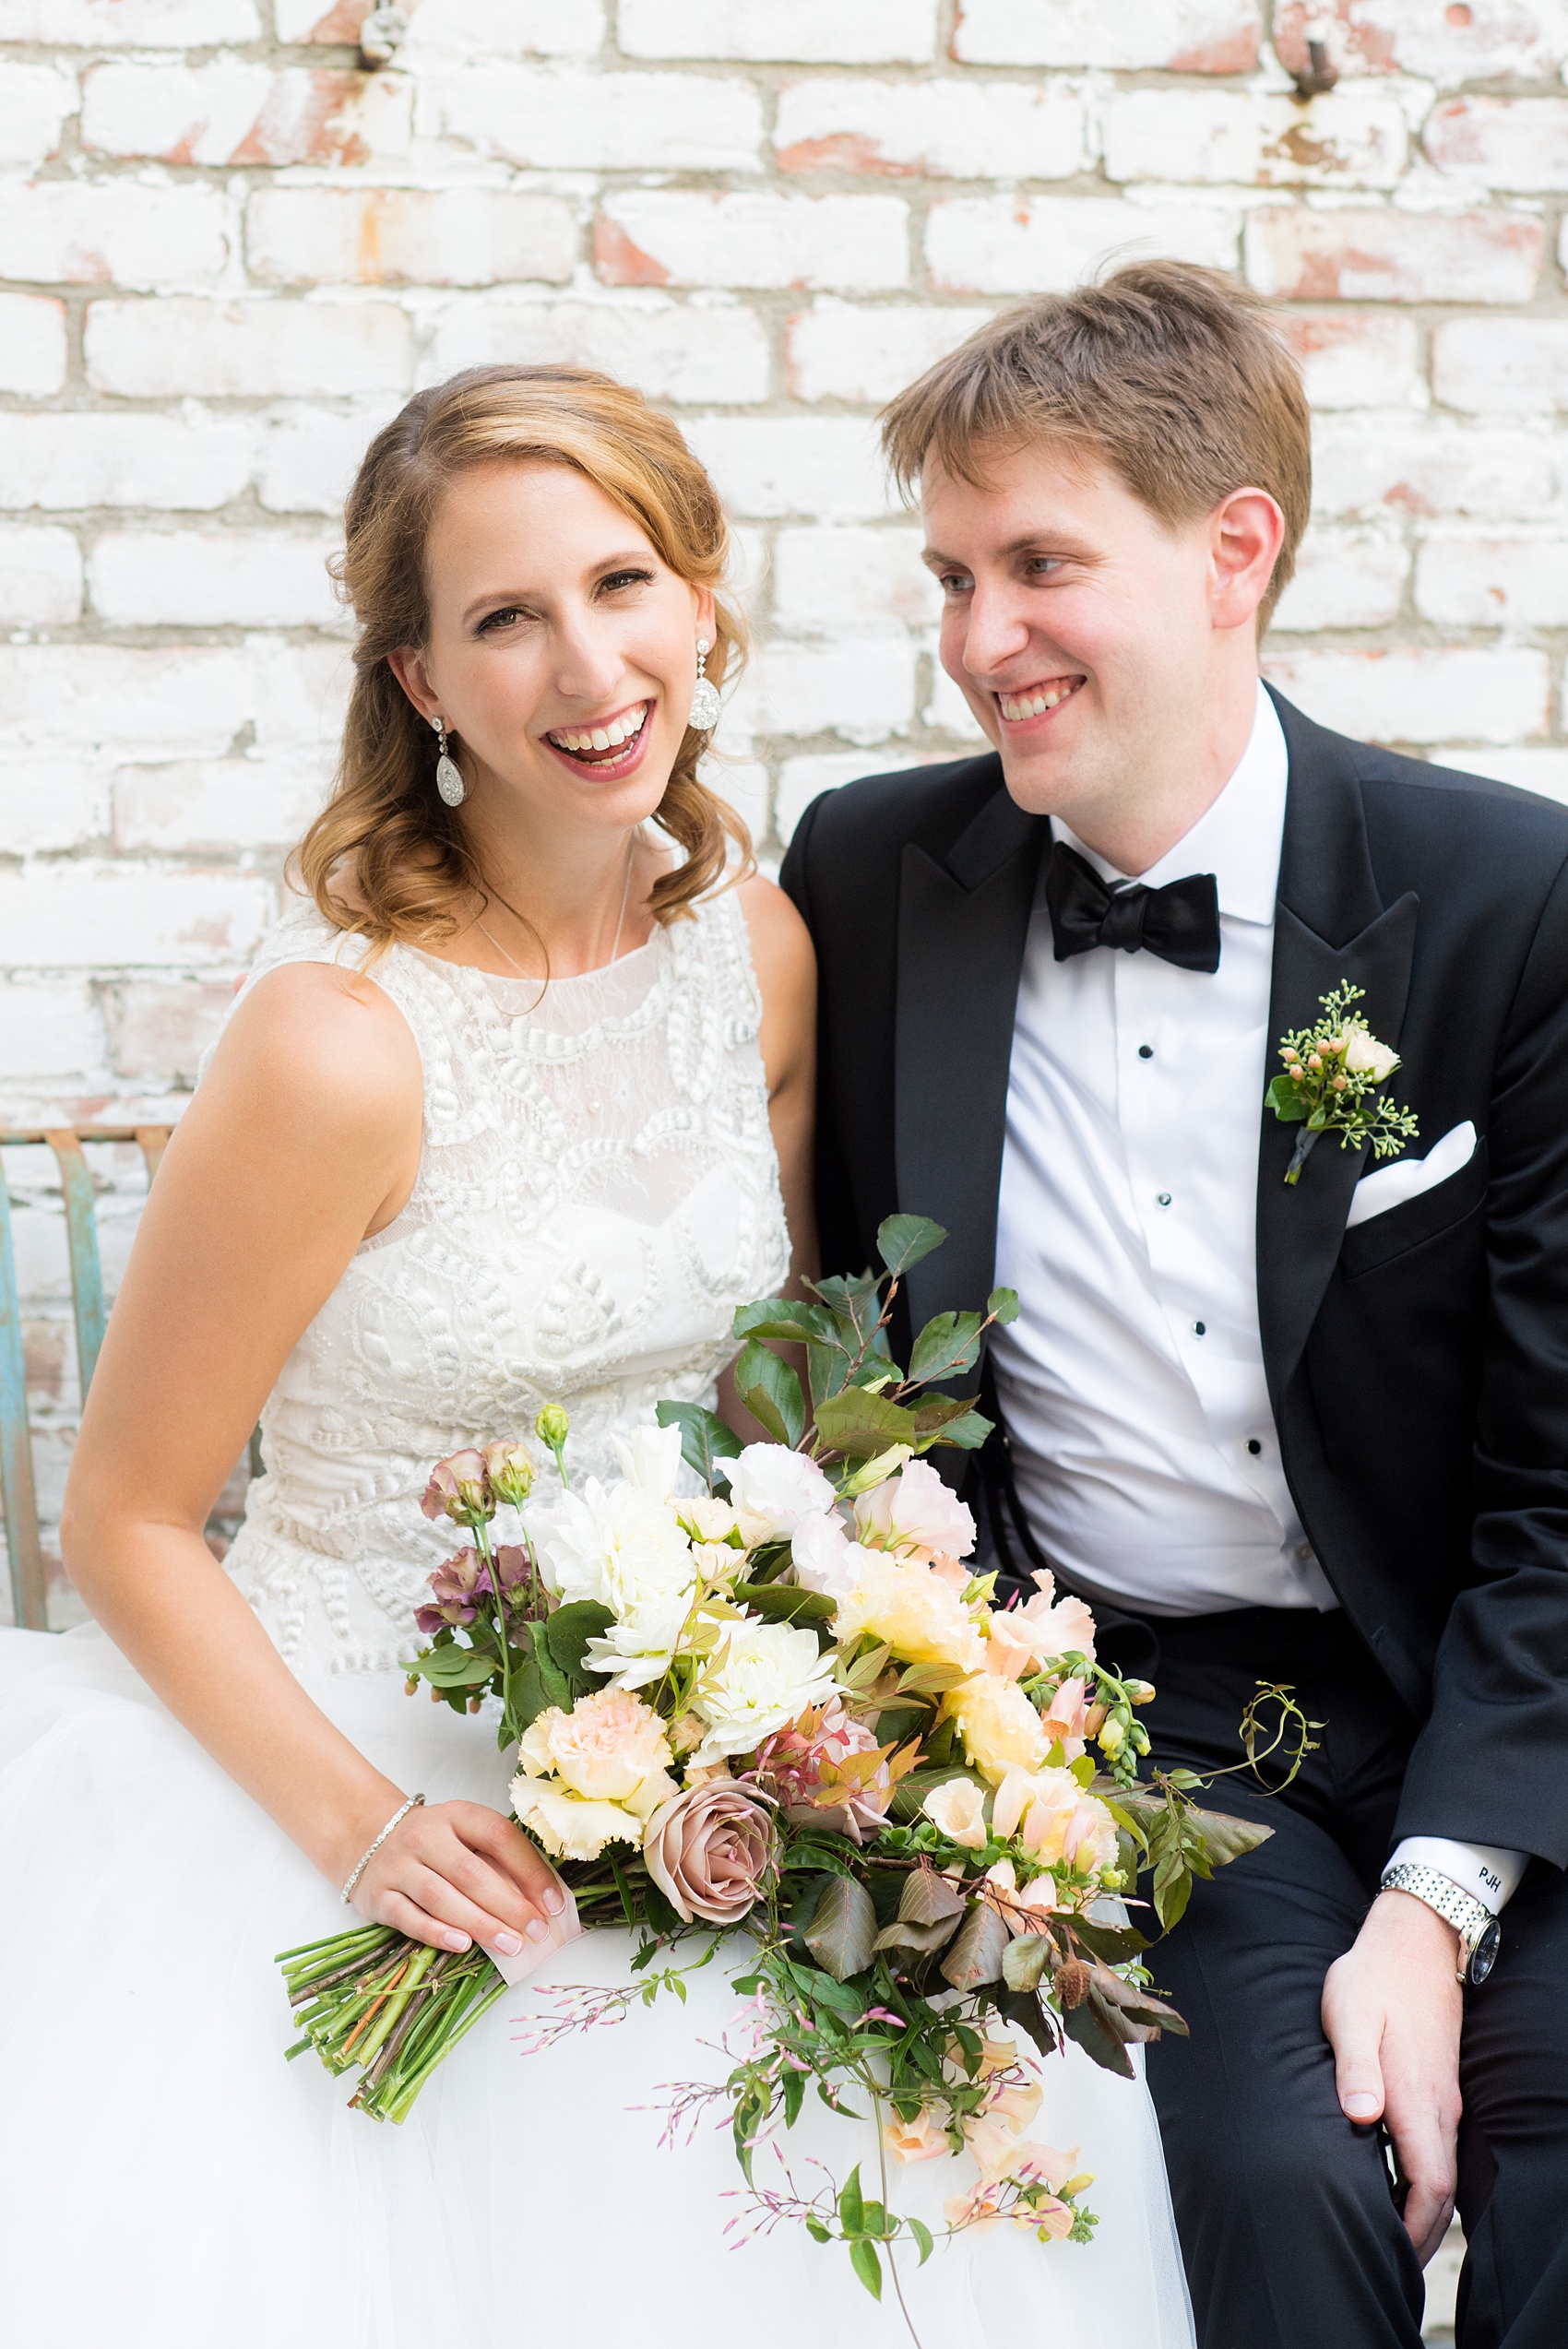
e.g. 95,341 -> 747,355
340,1792 -> 424,1904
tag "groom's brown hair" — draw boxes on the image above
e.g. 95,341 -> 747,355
882,260 -> 1312,628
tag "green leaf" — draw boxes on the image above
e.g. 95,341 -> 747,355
897,1869 -> 967,1928
986,1287 -> 1020,1326
908,1310 -> 984,1385
802,1875 -> 878,1982
837,2164 -> 865,2236
907,2215 -> 934,2267
809,1270 -> 889,1357
1069,1918 -> 1150,1965
543,1600 -> 614,1679
1002,1933 -> 1051,1993
922,1409 -> 992,1453
940,1901 -> 1009,1992
872,1914 -> 962,1956
813,1386 -> 920,1460
1185,1804 -> 1275,1869
408,1646 -> 497,1688
849,2238 -> 883,2301
782,2066 -> 806,2129
806,2218 -> 830,2244
909,1392 -> 983,1436
1265,1073 -> 1308,1121
509,1655 -> 556,1734
657,1400 -> 742,1491
876,1214 -> 947,1279
734,1340 -> 806,1449
993,1984 -> 1061,2062
733,1297 -> 838,1347
1062,1997 -> 1137,2080
733,1579 -> 836,1624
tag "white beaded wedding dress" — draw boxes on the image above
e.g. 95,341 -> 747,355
0,888 -> 1194,2348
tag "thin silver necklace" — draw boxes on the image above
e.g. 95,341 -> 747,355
473,835 -> 636,984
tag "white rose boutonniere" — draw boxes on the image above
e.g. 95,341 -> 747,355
1266,979 -> 1419,1187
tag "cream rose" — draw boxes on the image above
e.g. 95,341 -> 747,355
1336,1022 -> 1399,1083
833,1554 -> 987,1677
943,1673 -> 1051,1784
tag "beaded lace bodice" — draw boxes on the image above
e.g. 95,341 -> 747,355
212,892 -> 790,1678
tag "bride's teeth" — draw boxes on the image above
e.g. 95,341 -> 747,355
549,704 -> 648,757
590,729 -> 610,751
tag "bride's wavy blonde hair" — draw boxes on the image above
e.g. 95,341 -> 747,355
293,364 -> 753,952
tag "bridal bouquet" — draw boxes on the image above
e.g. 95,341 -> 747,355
279,1216 -> 1268,2301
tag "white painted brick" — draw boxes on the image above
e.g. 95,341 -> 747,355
926,196 -> 1240,295
1312,418 -> 1555,522
771,526 -> 941,634
1425,746 -> 1568,804
1426,98 -> 1568,193
424,292 -> 768,406
0,647 -> 255,759
697,750 -> 770,848
113,757 -> 329,853
954,0 -> 1260,71
0,0 -> 258,37
1244,208 -> 1544,305
776,747 -> 949,844
1414,529 -> 1568,629
0,525 -> 82,625
85,299 -> 411,399
256,400 -> 401,516
786,298 -> 993,405
1102,90 -> 1405,189
0,413 -> 254,514
247,186 -> 577,289
1262,646 -> 1550,746
249,638 -> 354,751
424,67 -> 763,172
0,292 -> 65,396
686,416 -> 895,521
399,0 -> 604,56
1274,0 -> 1568,89
0,979 -> 104,1082
1270,525 -> 1408,633
0,65 -> 77,171
597,192 -> 908,293
620,0 -> 936,62
83,61 -> 411,169
0,760 -> 109,855
0,863 -> 273,969
1277,311 -> 1420,409
731,639 -> 916,743
89,530 -> 341,630
104,978 -> 234,1087
0,181 -> 230,292
1433,318 -> 1568,416
775,77 -> 1087,181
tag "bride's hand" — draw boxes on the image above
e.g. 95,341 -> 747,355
350,1798 -> 566,1961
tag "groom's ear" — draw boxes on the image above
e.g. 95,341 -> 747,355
1209,488 -> 1286,638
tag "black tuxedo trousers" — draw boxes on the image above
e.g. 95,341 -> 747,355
781,692 -> 1568,2344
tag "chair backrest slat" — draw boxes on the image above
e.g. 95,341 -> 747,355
0,1155 -> 47,1631
45,1130 -> 107,1399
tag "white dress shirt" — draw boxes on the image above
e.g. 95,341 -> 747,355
990,683 -> 1524,1914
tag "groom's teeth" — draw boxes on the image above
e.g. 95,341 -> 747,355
999,681 -> 1080,721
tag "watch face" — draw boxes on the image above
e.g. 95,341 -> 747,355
1469,1921 -> 1502,1987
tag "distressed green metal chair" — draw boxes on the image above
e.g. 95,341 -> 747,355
0,1125 -> 172,1631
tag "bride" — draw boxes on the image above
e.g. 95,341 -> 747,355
0,364 -> 1192,2346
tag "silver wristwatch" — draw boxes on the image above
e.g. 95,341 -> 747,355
1380,1861 -> 1502,1987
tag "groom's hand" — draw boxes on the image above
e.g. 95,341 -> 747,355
1321,1889 -> 1464,2263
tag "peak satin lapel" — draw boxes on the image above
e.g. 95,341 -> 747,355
1257,693 -> 1420,1405
894,786 -> 1045,1343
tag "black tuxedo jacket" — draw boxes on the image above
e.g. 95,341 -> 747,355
781,687 -> 1568,1865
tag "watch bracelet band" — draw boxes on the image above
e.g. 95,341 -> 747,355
1380,1860 -> 1494,1981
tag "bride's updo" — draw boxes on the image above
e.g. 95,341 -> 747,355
294,364 -> 752,952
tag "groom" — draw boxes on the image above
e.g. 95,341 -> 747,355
780,261 -> 1568,2346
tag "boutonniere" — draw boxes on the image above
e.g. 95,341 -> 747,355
1266,980 -> 1419,1187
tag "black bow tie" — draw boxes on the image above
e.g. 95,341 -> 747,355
1044,840 -> 1221,975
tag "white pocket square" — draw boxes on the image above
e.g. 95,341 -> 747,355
1345,1120 -> 1478,1230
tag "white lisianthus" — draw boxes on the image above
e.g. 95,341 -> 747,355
1336,1022 -> 1399,1083
728,1443 -> 838,1546
854,1458 -> 977,1564
790,1509 -> 875,1600
612,1421 -> 684,1503
689,1617 -> 837,1762
529,1477 -> 695,1618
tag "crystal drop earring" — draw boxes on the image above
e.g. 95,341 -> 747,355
688,636 -> 721,732
432,715 -> 465,807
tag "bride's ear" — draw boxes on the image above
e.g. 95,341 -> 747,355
387,645 -> 440,724
690,584 -> 716,642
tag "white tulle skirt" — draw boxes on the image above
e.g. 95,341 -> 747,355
0,1621 -> 1194,2348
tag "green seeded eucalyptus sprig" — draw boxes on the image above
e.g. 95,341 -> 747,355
1265,979 -> 1419,1186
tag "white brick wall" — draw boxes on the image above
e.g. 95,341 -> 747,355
5,6 -> 1568,1663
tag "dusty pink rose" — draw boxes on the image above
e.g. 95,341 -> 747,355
421,1448 -> 493,1526
642,1782 -> 775,1926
